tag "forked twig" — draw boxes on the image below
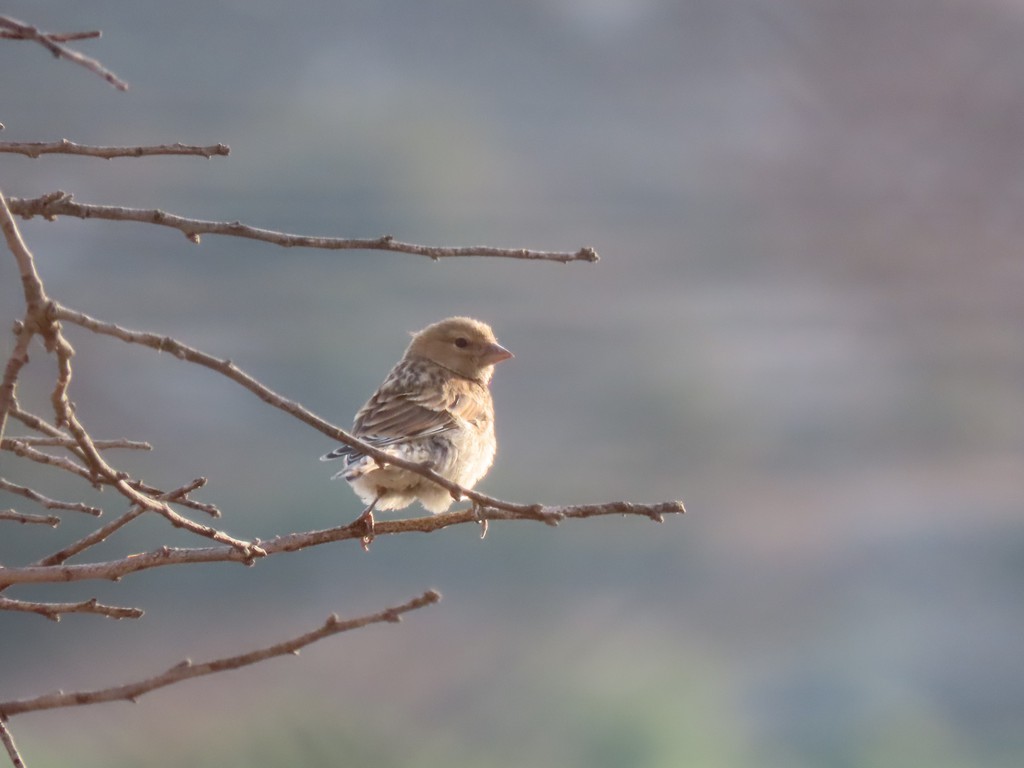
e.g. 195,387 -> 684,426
0,16 -> 127,90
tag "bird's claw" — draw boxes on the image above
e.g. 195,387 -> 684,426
354,507 -> 376,552
472,501 -> 489,540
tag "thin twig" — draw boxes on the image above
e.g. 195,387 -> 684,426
5,431 -> 255,552
0,590 -> 441,717
3,439 -> 94,483
0,191 -> 48,309
0,16 -> 128,91
0,324 -> 33,445
7,403 -> 66,439
0,29 -> 100,43
0,140 -> 229,159
5,403 -> 97,477
0,596 -> 143,621
0,471 -> 103,516
2,424 -> 212,518
8,193 -> 600,263
0,501 -> 684,588
37,478 -> 208,567
5,436 -> 150,450
129,479 -> 220,518
0,718 -> 24,768
0,509 -> 60,527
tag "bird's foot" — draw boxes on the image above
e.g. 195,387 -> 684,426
471,500 -> 488,540
354,507 -> 376,552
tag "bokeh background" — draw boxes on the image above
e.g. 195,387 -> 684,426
1,2 -> 1022,766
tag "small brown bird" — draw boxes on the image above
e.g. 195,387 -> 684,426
321,317 -> 512,545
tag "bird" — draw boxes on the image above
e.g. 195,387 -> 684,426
321,316 -> 512,548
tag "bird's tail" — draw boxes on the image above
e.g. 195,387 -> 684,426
320,443 -> 379,481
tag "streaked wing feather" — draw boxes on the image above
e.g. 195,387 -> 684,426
323,360 -> 491,466
354,387 -> 456,440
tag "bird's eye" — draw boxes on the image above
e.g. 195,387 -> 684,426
454,337 -> 469,348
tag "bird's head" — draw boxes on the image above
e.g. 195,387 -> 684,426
406,316 -> 513,383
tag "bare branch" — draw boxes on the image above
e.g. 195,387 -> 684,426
5,319 -> 261,555
0,140 -> 229,159
0,479 -> 100,516
0,29 -> 100,43
6,403 -> 66,439
2,417 -> 213,518
37,478 -> 207,567
0,16 -> 127,91
0,596 -> 143,621
0,500 -> 683,588
0,188 -> 50,443
129,479 -> 220,518
0,590 -> 441,717
0,191 -> 49,310
0,509 -> 60,527
4,432 -> 257,554
8,193 -> 600,263
0,718 -> 24,768
0,324 -> 35,445
4,435 -> 150,450
107,479 -> 260,555
3,439 -> 95,484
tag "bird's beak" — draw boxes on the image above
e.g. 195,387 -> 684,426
482,342 -> 514,365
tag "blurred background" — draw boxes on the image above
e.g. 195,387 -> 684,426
1,1 -> 1022,766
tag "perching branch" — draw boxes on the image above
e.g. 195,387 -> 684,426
0,501 -> 683,589
0,590 -> 441,717
0,16 -> 127,91
0,140 -> 229,159
8,192 -> 600,262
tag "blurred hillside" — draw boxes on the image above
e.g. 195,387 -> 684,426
1,2 -> 1022,767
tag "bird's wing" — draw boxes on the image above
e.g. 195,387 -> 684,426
353,376 -> 489,444
321,360 -> 493,466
